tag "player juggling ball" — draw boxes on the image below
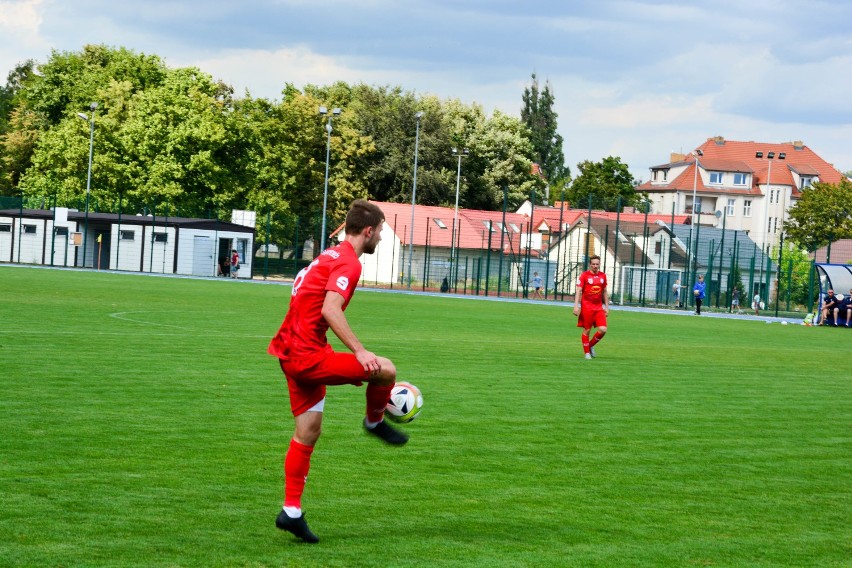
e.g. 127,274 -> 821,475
268,200 -> 409,543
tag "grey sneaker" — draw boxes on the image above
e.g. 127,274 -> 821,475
584,353 -> 592,360
590,346 -> 596,358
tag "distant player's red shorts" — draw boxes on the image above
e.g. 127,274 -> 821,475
278,345 -> 369,416
577,307 -> 607,329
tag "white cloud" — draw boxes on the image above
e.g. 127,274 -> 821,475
0,0 -> 47,73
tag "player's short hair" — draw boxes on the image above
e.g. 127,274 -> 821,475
345,199 -> 385,235
589,254 -> 601,262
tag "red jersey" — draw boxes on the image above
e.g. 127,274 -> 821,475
577,269 -> 607,308
268,241 -> 362,359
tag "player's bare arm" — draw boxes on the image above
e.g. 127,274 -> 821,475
603,289 -> 610,313
321,290 -> 380,374
573,287 -> 582,316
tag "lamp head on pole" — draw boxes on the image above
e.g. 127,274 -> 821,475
77,112 -> 89,121
415,111 -> 423,121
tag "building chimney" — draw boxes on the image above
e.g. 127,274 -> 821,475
713,136 -> 725,145
793,140 -> 804,150
671,152 -> 686,163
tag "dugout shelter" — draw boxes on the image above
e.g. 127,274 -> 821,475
815,263 -> 852,326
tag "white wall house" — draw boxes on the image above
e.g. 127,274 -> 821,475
637,137 -> 846,254
0,208 -> 255,278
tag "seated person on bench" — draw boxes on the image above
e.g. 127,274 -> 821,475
821,289 -> 839,325
836,289 -> 852,327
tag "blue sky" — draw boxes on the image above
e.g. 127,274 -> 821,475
2,0 -> 850,179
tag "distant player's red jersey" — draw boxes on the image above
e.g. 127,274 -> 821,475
577,269 -> 607,309
268,241 -> 362,359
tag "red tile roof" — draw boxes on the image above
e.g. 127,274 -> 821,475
363,201 -> 529,250
638,137 -> 844,199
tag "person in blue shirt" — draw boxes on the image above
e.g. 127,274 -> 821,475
531,272 -> 544,299
693,274 -> 706,315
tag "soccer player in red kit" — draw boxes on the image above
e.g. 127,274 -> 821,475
268,200 -> 408,544
572,255 -> 609,360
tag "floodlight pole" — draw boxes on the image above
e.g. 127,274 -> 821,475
450,147 -> 468,284
755,150 -> 784,300
407,111 -> 423,288
319,106 -> 341,253
77,102 -> 97,268
686,148 -> 702,308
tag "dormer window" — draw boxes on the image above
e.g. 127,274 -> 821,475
709,172 -> 723,184
733,173 -> 747,185
800,176 -> 814,189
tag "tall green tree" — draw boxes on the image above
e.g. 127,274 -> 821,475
784,179 -> 852,252
567,156 -> 639,211
520,73 -> 568,195
465,111 -> 545,211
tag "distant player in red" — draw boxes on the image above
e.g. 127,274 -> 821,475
268,200 -> 407,544
573,255 -> 609,359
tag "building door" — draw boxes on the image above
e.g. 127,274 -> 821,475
192,236 -> 216,277
95,230 -> 111,269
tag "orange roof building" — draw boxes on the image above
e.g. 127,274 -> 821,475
636,136 -> 845,252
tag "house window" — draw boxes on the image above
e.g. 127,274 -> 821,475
482,221 -> 496,232
726,199 -> 735,216
23,224 -> 37,234
0,224 -> 11,232
151,232 -> 168,243
654,241 -> 661,254
433,219 -> 447,229
733,173 -> 747,185
709,172 -> 723,184
767,217 -> 773,233
120,230 -> 135,240
800,177 -> 813,189
54,226 -> 69,236
743,200 -> 752,217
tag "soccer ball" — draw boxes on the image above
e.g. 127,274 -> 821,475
386,382 -> 423,423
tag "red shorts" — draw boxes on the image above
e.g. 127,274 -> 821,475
577,307 -> 607,329
278,345 -> 369,416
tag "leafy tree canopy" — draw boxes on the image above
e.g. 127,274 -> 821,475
567,156 -> 639,211
520,73 -> 568,190
784,179 -> 852,251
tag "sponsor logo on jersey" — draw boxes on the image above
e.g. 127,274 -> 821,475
322,249 -> 341,259
336,276 -> 349,291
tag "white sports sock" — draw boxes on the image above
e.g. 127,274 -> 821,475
283,506 -> 301,519
364,418 -> 381,429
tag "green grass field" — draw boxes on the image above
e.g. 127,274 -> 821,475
1,266 -> 849,567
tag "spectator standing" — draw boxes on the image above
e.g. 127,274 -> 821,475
531,272 -> 544,299
692,275 -> 706,315
753,292 -> 761,316
672,279 -> 681,307
730,287 -> 740,313
230,249 -> 240,279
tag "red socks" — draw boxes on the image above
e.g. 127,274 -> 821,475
284,438 -> 314,509
590,331 -> 604,347
365,383 -> 393,424
581,333 -> 591,354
